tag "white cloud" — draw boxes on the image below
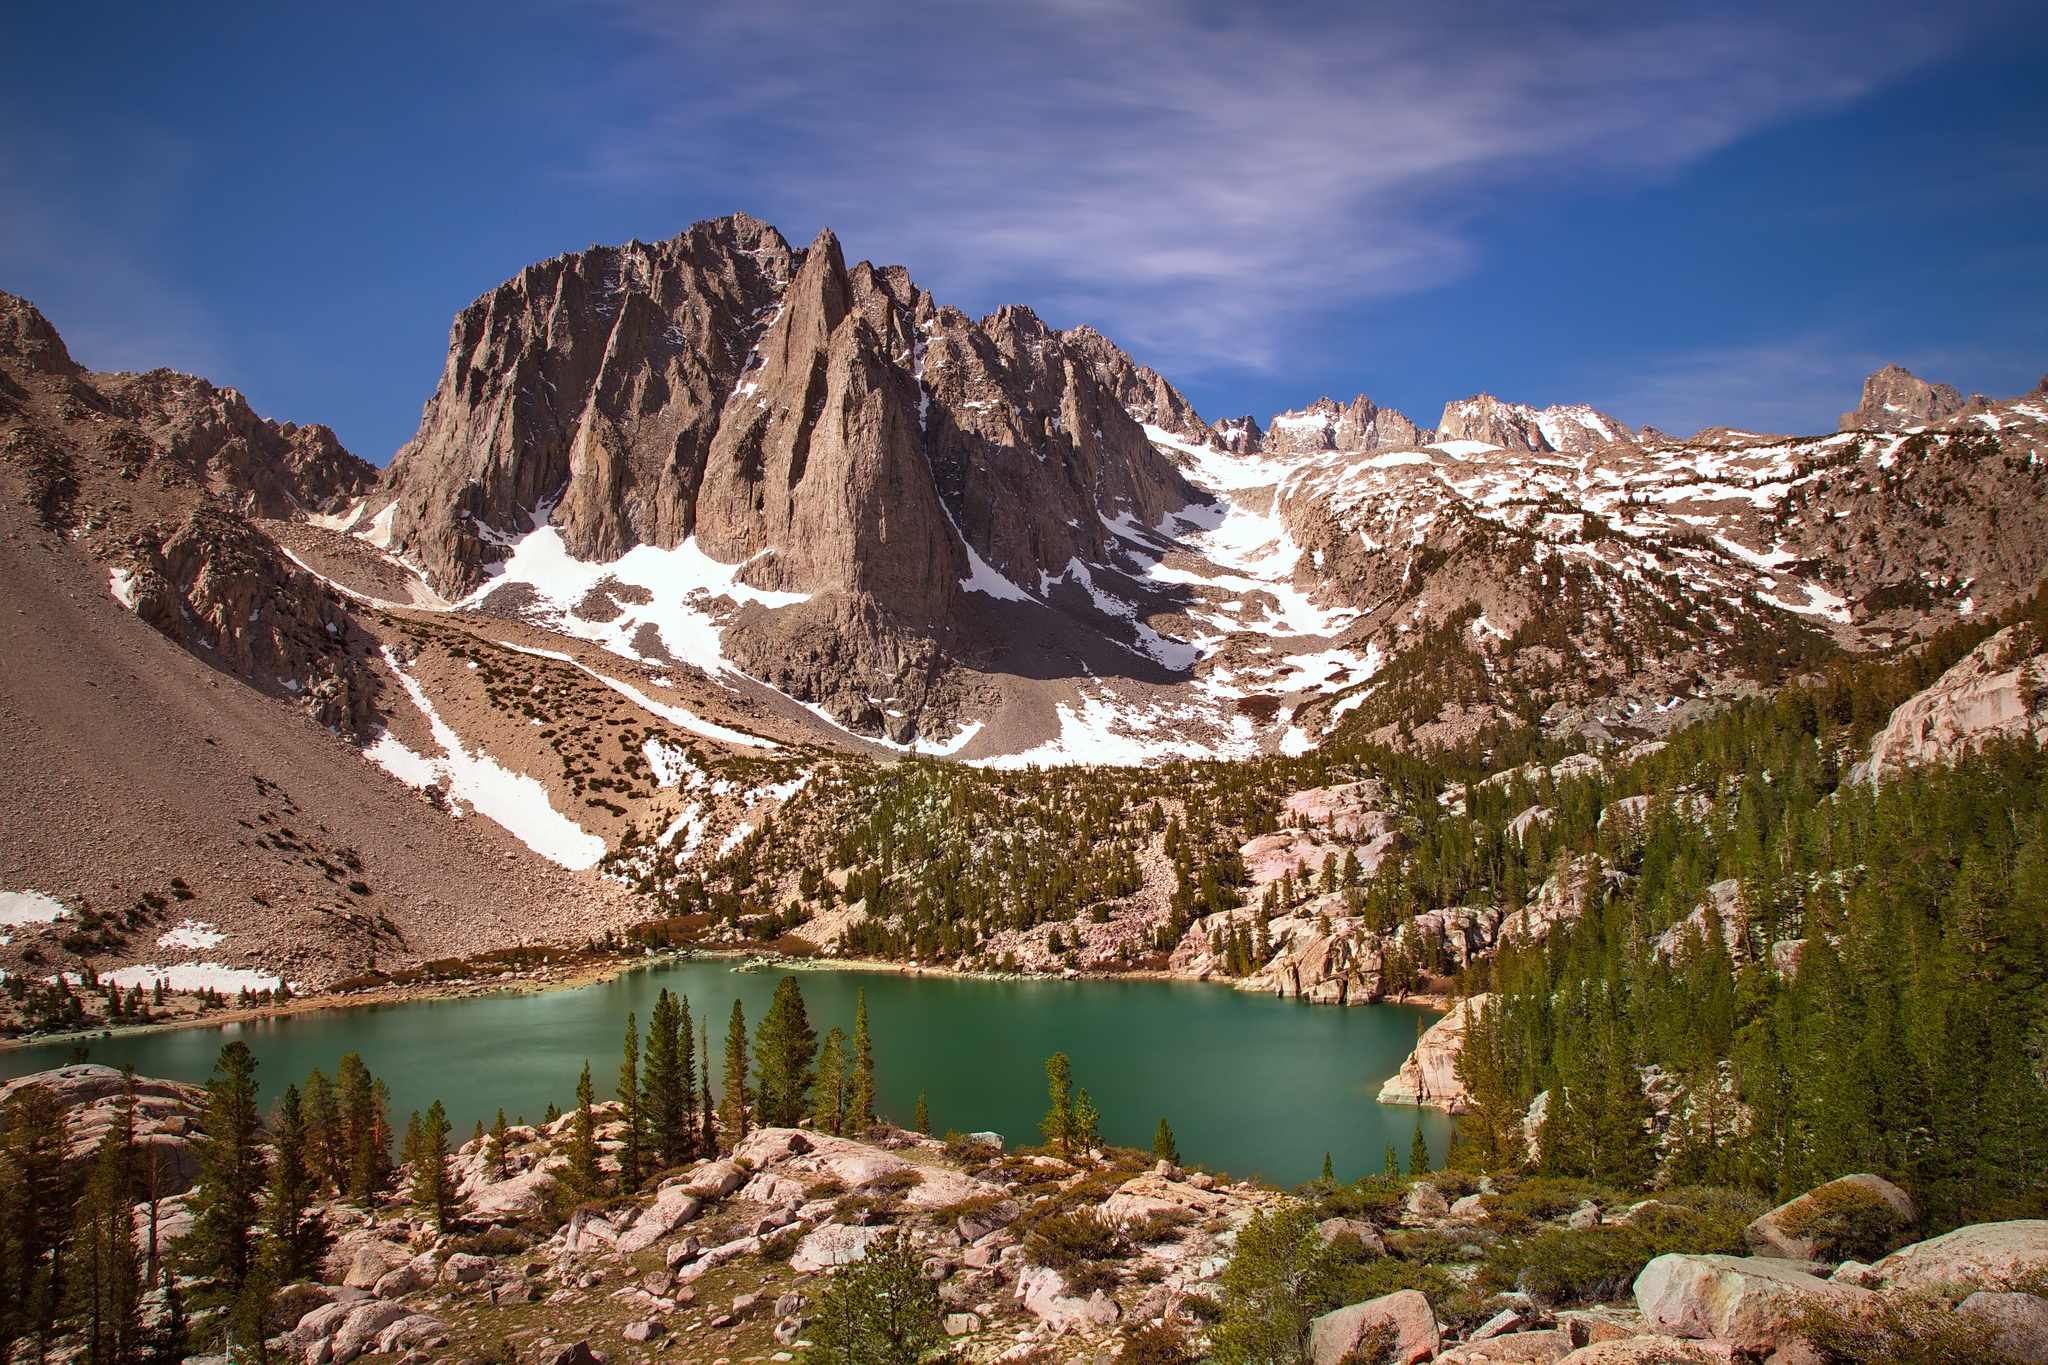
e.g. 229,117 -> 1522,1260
589,0 -> 1991,372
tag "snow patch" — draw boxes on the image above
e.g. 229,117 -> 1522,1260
367,648 -> 606,870
0,890 -> 67,927
156,919 -> 225,950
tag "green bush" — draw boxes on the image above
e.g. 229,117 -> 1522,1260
1790,1291 -> 2021,1365
1023,1210 -> 1122,1269
1328,1259 -> 1465,1316
1477,1193 -> 1754,1307
1778,1183 -> 1907,1263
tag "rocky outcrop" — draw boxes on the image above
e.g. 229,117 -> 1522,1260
1435,396 -> 1634,453
0,1064 -> 206,1193
1743,1174 -> 1915,1260
1307,1289 -> 1440,1365
1855,626 -> 2048,781
1060,324 -> 1215,446
1264,396 -> 1426,456
1633,1253 -> 1866,1354
1840,363 -> 1987,432
1868,1219 -> 2048,1293
1378,994 -> 1489,1111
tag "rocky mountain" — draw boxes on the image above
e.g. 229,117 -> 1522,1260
8,215 -> 2048,994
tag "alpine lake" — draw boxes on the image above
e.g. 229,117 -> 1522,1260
0,957 -> 1450,1188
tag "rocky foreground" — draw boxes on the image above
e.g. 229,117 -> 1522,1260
17,1064 -> 2048,1365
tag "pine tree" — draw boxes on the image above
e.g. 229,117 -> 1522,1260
752,976 -> 818,1128
617,1012 -> 644,1193
1041,1053 -> 1075,1158
720,1001 -> 751,1150
644,990 -> 687,1168
699,1017 -> 718,1157
915,1091 -> 930,1136
488,1109 -> 509,1179
1153,1118 -> 1179,1165
265,1082 -> 328,1283
846,988 -> 877,1132
1383,1142 -> 1398,1178
565,1064 -> 599,1202
336,1054 -> 389,1205
301,1067 -> 339,1193
1322,1152 -> 1334,1183
806,1229 -> 945,1365
1,1081 -> 75,1360
414,1101 -> 453,1229
1408,1120 -> 1431,1176
66,1108 -> 141,1365
677,992 -> 699,1161
810,1027 -> 847,1135
1071,1088 -> 1101,1153
1211,1204 -> 1340,1365
176,1041 -> 268,1313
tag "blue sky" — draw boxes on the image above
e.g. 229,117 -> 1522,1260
3,0 -> 2043,461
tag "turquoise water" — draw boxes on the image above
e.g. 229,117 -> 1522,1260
0,959 -> 1450,1187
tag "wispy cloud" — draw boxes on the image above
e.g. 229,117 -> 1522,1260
587,0 -> 2004,372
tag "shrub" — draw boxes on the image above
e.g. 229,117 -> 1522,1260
1477,1195 -> 1752,1309
1024,1210 -> 1123,1269
448,1227 -> 532,1257
1329,1259 -> 1465,1317
1121,1207 -> 1198,1244
1383,1228 -> 1465,1265
1117,1323 -> 1196,1365
1778,1183 -> 1907,1263
805,1229 -> 945,1365
1790,1291 -> 2018,1365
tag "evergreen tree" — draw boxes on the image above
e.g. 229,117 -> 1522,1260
265,1082 -> 328,1284
806,1229 -> 945,1365
1153,1118 -> 1179,1166
176,1041 -> 268,1315
914,1092 -> 930,1136
413,1101 -> 453,1229
1212,1204 -> 1339,1365
1040,1053 -> 1076,1158
66,1114 -> 141,1365
1383,1142 -> 1398,1178
617,1012 -> 644,1193
847,989 -> 877,1132
643,990 -> 687,1168
335,1054 -> 389,1205
1322,1152 -> 1334,1183
720,1001 -> 751,1151
300,1067 -> 339,1193
488,1108 -> 509,1179
1408,1120 -> 1430,1176
0,1081 -> 75,1360
564,1064 -> 599,1202
1071,1088 -> 1101,1153
699,1017 -> 718,1157
752,975 -> 818,1128
810,1027 -> 848,1135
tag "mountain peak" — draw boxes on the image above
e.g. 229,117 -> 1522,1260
1839,363 -> 1991,432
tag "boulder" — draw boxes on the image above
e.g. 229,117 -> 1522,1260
1437,1330 -> 1574,1365
371,1314 -> 450,1355
616,1187 -> 703,1254
955,1200 -> 1021,1244
1103,1173 -> 1248,1226
1743,1175 -> 1915,1261
1959,1291 -> 2048,1363
1555,1339 -> 1725,1365
372,1253 -> 440,1299
678,1160 -> 749,1199
327,1301 -> 413,1364
1634,1254 -> 1866,1353
673,1234 -> 759,1282
1450,1194 -> 1488,1221
621,1319 -> 665,1343
945,1312 -> 983,1337
1015,1265 -> 1120,1330
1569,1202 -> 1603,1231
440,1253 -> 492,1284
789,1224 -> 886,1273
740,1170 -> 809,1208
1404,1183 -> 1450,1220
0,1065 -> 208,1194
332,1235 -> 411,1289
1870,1220 -> 2048,1294
467,1158 -> 563,1220
1317,1217 -> 1386,1256
542,1343 -> 600,1365
1307,1290 -> 1441,1365
664,1237 -> 702,1270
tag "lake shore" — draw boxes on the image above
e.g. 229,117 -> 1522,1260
2,946 -> 1447,1053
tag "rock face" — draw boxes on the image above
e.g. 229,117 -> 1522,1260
1840,363 -> 1986,432
1633,1253 -> 1866,1353
378,215 -> 1201,741
1959,1291 -> 2048,1363
1743,1173 -> 1915,1260
0,291 -> 382,734
1306,1289 -> 1441,1365
1869,1219 -> 2048,1293
1263,396 -> 1425,456
1856,626 -> 2048,780
1435,395 -> 1634,453
1378,994 -> 1489,1111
